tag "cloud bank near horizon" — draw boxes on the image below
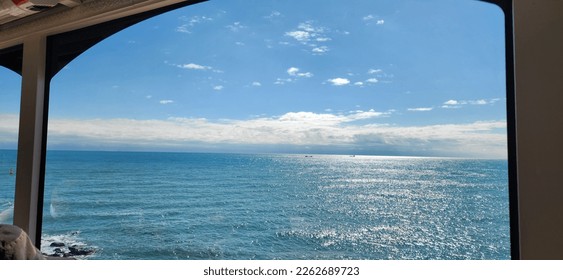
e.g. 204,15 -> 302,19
0,112 -> 507,158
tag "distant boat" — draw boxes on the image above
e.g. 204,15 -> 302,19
9,168 -> 14,175
304,155 -> 313,158
350,155 -> 355,157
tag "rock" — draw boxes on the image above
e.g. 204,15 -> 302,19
68,245 -> 95,256
50,242 -> 65,247
47,248 -> 65,258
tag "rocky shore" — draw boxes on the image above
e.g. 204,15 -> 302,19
45,241 -> 96,259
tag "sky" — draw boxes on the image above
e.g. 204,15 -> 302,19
0,0 -> 507,158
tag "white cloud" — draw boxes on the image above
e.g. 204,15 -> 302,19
285,21 -> 332,54
469,99 -> 488,105
442,100 -> 462,108
408,107 -> 433,112
274,78 -> 292,85
368,69 -> 383,74
354,82 -> 364,86
159,100 -> 174,104
174,62 -> 222,73
312,46 -> 329,54
363,15 -> 385,26
366,78 -> 379,83
177,63 -> 212,71
176,15 -> 213,34
264,11 -> 282,19
298,22 -> 324,33
287,67 -> 300,76
0,111 -> 507,158
287,67 -> 313,78
328,78 -> 350,86
213,85 -> 224,91
252,82 -> 262,87
29,110 -> 506,158
176,25 -> 190,33
285,30 -> 310,42
0,113 -> 19,131
226,22 -> 246,32
442,98 -> 502,108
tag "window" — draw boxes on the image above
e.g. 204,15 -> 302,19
42,0 -> 510,259
0,65 -> 22,224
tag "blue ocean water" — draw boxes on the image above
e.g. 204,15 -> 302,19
0,150 -> 510,259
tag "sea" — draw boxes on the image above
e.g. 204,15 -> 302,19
0,150 -> 510,260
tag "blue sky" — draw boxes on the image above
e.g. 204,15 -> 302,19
0,0 -> 507,158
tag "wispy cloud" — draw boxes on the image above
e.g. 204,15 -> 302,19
328,78 -> 350,86
213,85 -> 224,91
177,63 -> 212,70
251,82 -> 262,87
225,22 -> 246,32
173,62 -> 223,73
408,107 -> 433,112
176,15 -> 213,34
274,78 -> 292,85
442,98 -> 501,109
176,25 -> 191,33
287,67 -> 313,78
285,21 -> 332,55
285,30 -> 310,42
312,46 -> 329,54
365,68 -> 393,84
275,67 -> 313,85
159,100 -> 174,104
363,14 -> 385,26
264,11 -> 282,20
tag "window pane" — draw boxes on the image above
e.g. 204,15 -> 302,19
0,66 -> 21,224
44,0 -> 509,259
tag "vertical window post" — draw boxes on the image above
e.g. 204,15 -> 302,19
13,35 -> 49,247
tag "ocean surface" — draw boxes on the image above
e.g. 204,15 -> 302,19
0,150 -> 510,259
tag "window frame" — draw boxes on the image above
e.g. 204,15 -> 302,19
0,0 -> 519,259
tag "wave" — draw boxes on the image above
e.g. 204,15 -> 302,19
41,231 -> 97,259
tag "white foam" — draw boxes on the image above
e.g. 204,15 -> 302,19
41,231 -> 97,259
